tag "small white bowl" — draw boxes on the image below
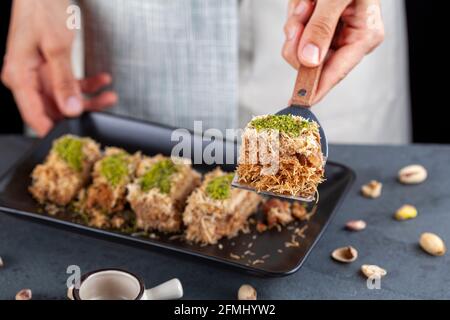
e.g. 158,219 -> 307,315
71,268 -> 183,300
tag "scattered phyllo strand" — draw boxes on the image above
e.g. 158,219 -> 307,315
29,135 -> 101,206
81,147 -> 140,227
127,155 -> 201,233
237,114 -> 324,200
183,168 -> 262,245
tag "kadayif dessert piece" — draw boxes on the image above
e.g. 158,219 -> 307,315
82,147 -> 140,227
126,155 -> 201,233
236,114 -> 324,199
29,135 -> 101,206
183,168 -> 262,245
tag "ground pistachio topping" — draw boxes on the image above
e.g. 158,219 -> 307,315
100,153 -> 129,186
140,159 -> 178,194
206,173 -> 234,200
250,115 -> 309,137
54,136 -> 84,171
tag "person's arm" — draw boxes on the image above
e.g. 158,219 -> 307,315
282,0 -> 384,104
1,0 -> 117,136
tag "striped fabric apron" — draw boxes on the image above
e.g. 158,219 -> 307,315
77,0 -> 238,131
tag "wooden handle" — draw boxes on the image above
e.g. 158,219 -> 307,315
291,64 -> 323,107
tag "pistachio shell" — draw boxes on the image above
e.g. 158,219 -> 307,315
361,264 -> 387,278
345,220 -> 367,231
419,232 -> 446,256
331,246 -> 358,263
15,289 -> 32,300
238,284 -> 257,300
398,164 -> 427,184
394,204 -> 418,221
361,180 -> 382,199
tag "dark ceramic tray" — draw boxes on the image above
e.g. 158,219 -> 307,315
0,112 -> 355,276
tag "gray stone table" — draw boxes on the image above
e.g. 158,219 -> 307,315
1,135 -> 449,299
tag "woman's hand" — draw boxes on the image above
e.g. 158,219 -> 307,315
1,0 -> 117,136
282,0 -> 384,104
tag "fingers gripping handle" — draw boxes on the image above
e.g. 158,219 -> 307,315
291,64 -> 323,107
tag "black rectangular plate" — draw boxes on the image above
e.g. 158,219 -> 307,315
0,112 -> 355,276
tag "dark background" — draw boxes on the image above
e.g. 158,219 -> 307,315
0,1 -> 445,142
0,0 -> 22,134
404,1 -> 444,143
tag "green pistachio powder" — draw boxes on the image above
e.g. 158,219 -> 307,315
54,136 -> 84,171
140,159 -> 178,194
206,173 -> 234,200
100,153 -> 129,186
250,114 -> 310,137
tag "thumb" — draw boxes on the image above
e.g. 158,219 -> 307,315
298,0 -> 350,67
46,47 -> 83,116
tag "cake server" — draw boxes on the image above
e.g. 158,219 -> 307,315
232,64 -> 328,202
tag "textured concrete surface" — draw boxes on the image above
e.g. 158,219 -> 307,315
1,136 -> 449,299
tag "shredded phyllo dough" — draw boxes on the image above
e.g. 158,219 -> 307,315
29,135 -> 101,206
183,168 -> 262,245
30,133 -> 321,247
237,114 -> 324,199
80,147 -> 141,228
127,155 -> 201,233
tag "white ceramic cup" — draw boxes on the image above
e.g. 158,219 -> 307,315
71,268 -> 183,300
